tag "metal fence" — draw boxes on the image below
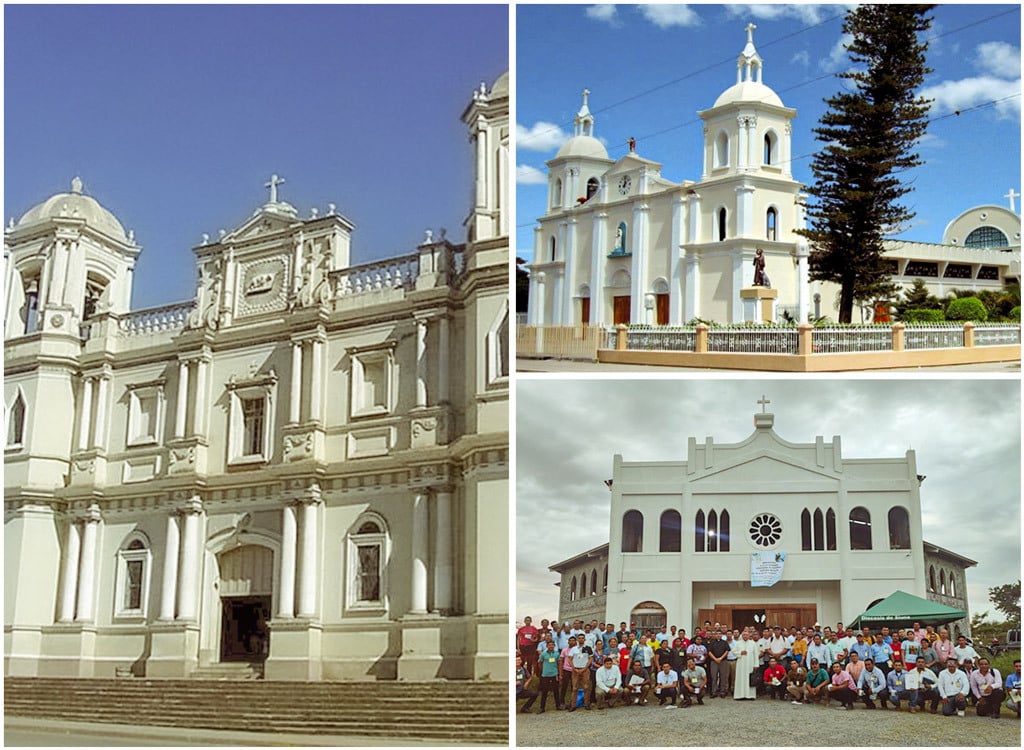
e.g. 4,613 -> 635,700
812,326 -> 891,353
626,326 -> 696,352
516,325 -> 606,360
708,327 -> 800,354
904,325 -> 964,350
973,324 -> 1021,347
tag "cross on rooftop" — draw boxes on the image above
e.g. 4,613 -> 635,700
757,395 -> 771,413
265,174 -> 286,204
1005,188 -> 1019,213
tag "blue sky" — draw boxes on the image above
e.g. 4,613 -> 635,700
5,4 -> 508,308
516,4 -> 1022,258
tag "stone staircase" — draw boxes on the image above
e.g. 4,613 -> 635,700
190,662 -> 262,680
4,677 -> 509,744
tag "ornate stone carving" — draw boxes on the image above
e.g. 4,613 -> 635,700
236,256 -> 289,317
283,431 -> 314,462
168,445 -> 196,474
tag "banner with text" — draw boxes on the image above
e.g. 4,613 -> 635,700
750,551 -> 786,587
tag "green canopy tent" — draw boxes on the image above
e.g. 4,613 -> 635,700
849,590 -> 966,630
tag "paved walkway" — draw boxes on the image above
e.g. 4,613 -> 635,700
5,718 -> 463,747
517,357 -> 1021,374
515,695 -> 1021,746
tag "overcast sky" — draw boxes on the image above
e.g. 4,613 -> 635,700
516,378 -> 1021,625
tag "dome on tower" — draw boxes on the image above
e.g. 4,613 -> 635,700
554,88 -> 610,160
17,177 -> 129,242
713,80 -> 784,108
490,71 -> 509,97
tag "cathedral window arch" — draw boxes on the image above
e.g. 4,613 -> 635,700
948,570 -> 957,598
707,510 -> 718,552
580,572 -> 587,598
552,178 -> 563,208
570,576 -> 577,601
929,565 -> 936,592
591,568 -> 598,596
549,236 -> 557,262
586,177 -> 600,200
849,507 -> 872,550
695,509 -> 705,552
652,277 -> 670,325
622,510 -> 643,552
826,509 -> 836,550
114,531 -> 152,618
613,222 -> 628,255
766,207 -> 778,241
887,506 -> 911,550
660,509 -> 681,552
801,509 -> 812,551
6,389 -> 27,448
939,569 -> 946,595
964,226 -> 1008,249
719,510 -> 730,551
486,299 -> 510,384
714,131 -> 729,169
19,269 -> 41,335
83,272 -> 111,320
763,130 -> 779,166
718,208 -> 727,241
812,508 -> 825,551
603,565 -> 608,592
346,512 -> 389,611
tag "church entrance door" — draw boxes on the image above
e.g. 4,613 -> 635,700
613,296 -> 630,324
580,297 -> 591,325
699,604 -> 817,632
221,595 -> 271,662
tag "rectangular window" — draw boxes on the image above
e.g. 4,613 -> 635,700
348,344 -> 395,418
126,383 -> 165,447
226,374 -> 277,466
125,559 -> 144,610
242,397 -> 265,456
356,544 -> 381,602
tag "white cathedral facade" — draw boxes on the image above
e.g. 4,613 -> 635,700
4,73 -> 509,681
527,26 -> 1021,326
549,404 -> 975,637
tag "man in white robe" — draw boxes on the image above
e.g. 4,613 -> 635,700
732,631 -> 760,700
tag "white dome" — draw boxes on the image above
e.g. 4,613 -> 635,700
491,71 -> 509,97
17,179 -> 129,242
713,80 -> 783,108
555,135 -> 609,160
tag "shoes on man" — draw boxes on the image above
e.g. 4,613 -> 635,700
957,710 -> 965,717
791,700 -> 802,705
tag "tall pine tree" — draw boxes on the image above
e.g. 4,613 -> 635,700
799,5 -> 934,323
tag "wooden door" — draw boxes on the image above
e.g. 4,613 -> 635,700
581,297 -> 591,325
613,296 -> 631,324
656,294 -> 669,325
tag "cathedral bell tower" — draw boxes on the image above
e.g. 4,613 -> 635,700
545,89 -> 614,216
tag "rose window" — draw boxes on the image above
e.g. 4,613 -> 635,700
749,513 -> 782,548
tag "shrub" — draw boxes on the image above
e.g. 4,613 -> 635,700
901,308 -> 945,323
1011,306 -> 1021,320
945,296 -> 988,322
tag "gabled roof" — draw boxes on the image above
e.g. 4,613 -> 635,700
922,540 -> 978,568
549,543 -> 609,572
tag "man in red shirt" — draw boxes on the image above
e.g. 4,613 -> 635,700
517,616 -> 540,675
763,657 -> 788,700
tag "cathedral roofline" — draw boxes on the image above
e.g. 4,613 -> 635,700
549,542 -> 610,573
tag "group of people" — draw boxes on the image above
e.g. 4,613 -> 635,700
515,616 -> 1022,720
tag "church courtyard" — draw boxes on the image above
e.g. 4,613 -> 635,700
515,698 -> 1021,747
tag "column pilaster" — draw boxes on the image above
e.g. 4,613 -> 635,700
159,512 -> 180,621
57,519 -> 81,623
175,497 -> 203,621
174,360 -> 189,439
74,505 -> 102,622
415,317 -> 428,409
278,503 -> 297,619
410,492 -> 429,614
432,490 -> 453,613
296,496 -> 320,618
289,340 -> 303,424
77,377 -> 94,452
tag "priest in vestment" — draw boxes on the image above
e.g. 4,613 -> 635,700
732,631 -> 760,700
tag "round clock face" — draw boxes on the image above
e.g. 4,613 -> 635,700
618,175 -> 632,195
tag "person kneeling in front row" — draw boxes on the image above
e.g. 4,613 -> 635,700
655,661 -> 679,707
681,657 -> 707,707
937,660 -> 970,717
595,656 -> 624,710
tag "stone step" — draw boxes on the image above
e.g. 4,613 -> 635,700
4,677 -> 509,744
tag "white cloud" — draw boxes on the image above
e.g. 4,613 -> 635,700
975,41 -> 1021,78
724,4 -> 839,26
585,5 -> 619,25
638,4 -> 700,29
516,121 -> 569,152
791,50 -> 810,67
820,33 -> 853,72
516,164 -> 547,185
920,76 -> 1021,120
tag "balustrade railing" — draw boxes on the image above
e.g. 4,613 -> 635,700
330,253 -> 419,297
118,302 -> 193,337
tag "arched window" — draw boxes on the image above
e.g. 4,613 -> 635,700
763,131 -> 778,166
603,565 -> 608,593
718,208 -> 727,241
714,131 -> 729,168
707,510 -> 718,552
614,221 -> 628,254
949,571 -> 957,598
347,513 -> 389,610
115,532 -> 152,618
586,177 -> 600,200
580,572 -> 587,598
720,511 -> 730,552
766,207 -> 778,241
553,178 -> 563,207
812,508 -> 824,551
695,510 -> 706,552
964,226 -> 1009,249
7,391 -> 26,447
570,576 -> 577,601
591,568 -> 598,596
801,509 -> 812,551
549,236 -> 556,262
849,507 -> 872,550
763,133 -> 773,165
660,509 -> 681,552
826,509 -> 837,551
622,510 -> 643,552
887,507 -> 910,550
939,570 -> 946,595
929,565 -> 936,592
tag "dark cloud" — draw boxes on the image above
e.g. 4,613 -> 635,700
516,379 -> 1021,621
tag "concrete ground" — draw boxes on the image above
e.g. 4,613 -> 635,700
515,694 -> 1022,747
517,357 -> 1021,374
5,718 -> 464,747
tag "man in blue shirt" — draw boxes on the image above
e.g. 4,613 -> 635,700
886,660 -> 914,709
870,634 -> 894,675
1004,658 -> 1021,717
857,658 -> 890,709
849,633 -> 872,662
